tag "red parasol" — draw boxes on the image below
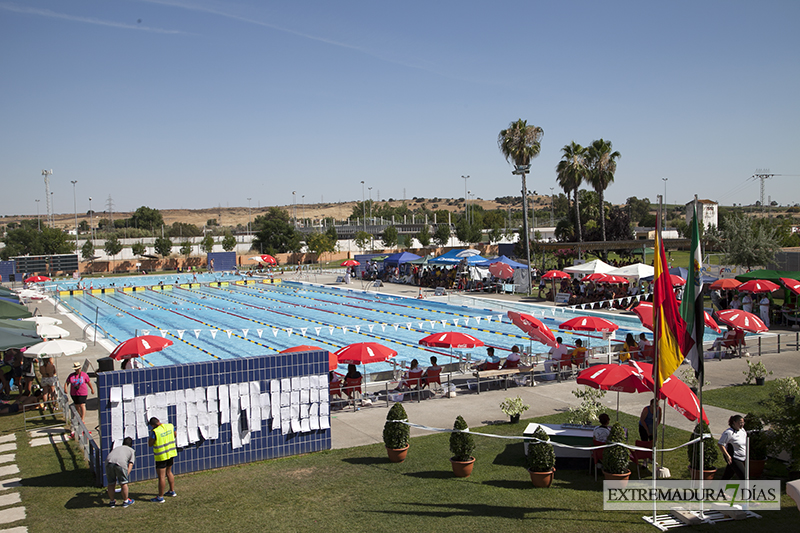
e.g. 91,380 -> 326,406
577,364 -> 650,393
507,311 -> 557,347
736,279 -> 780,293
419,331 -> 484,349
334,342 -> 397,365
780,277 -> 800,296
716,309 -> 768,333
560,316 -> 619,333
280,345 -> 337,370
670,275 -> 686,287
582,273 -> 608,282
629,361 -> 709,424
341,260 -> 360,267
256,254 -> 278,265
541,269 -> 571,280
110,335 -> 173,361
631,302 -> 720,333
489,262 -> 514,280
603,275 -> 630,285
703,310 -> 721,333
709,278 -> 742,290
24,275 -> 51,283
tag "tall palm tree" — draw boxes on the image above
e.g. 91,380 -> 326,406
498,119 -> 544,294
585,139 -> 621,249
555,141 -> 585,242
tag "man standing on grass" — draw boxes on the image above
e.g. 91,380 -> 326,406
106,437 -> 135,508
148,417 -> 177,503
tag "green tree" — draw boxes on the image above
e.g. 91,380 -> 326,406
200,234 -> 214,254
154,236 -> 173,258
306,232 -> 335,263
416,225 -> 432,248
206,218 -> 218,227
252,207 -> 301,255
131,241 -> 146,257
0,224 -> 73,260
626,197 -> 651,225
354,231 -> 371,252
584,139 -> 621,249
129,206 -> 164,233
180,241 -> 193,258
433,224 -> 451,247
555,142 -> 586,244
81,240 -> 95,261
78,220 -> 89,233
381,226 -> 398,249
325,225 -> 338,243
168,222 -> 202,238
498,118 -> 544,284
104,235 -> 123,259
721,212 -> 781,269
221,231 -> 237,252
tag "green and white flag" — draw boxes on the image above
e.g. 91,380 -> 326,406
680,203 -> 704,379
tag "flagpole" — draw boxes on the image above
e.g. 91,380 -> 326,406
651,196 -> 663,522
693,195 -> 706,520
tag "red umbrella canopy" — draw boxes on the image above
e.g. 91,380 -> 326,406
703,311 -> 721,333
334,342 -> 397,365
560,316 -> 620,333
341,260 -> 360,267
507,311 -> 557,347
24,275 -> 51,283
632,302 -> 720,333
257,254 -> 278,265
419,331 -> 484,349
603,275 -> 629,285
628,361 -> 708,424
670,275 -> 686,286
280,345 -> 337,370
716,309 -> 768,333
541,270 -> 571,280
582,273 -> 608,282
737,279 -> 780,293
577,364 -> 650,393
780,277 -> 800,296
709,278 -> 742,290
489,262 -> 514,280
110,335 -> 173,361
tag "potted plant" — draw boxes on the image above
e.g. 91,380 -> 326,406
383,402 -> 410,463
602,422 -> 631,484
744,412 -> 767,479
449,415 -> 476,477
525,425 -> 556,487
688,421 -> 718,480
500,395 -> 529,424
743,360 -> 772,386
678,366 -> 709,395
774,377 -> 799,404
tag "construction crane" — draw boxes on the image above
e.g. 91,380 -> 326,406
750,169 -> 800,213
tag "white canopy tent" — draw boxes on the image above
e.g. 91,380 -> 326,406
563,259 -> 616,275
606,262 -> 654,280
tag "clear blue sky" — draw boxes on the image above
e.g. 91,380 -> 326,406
2,1 -> 798,217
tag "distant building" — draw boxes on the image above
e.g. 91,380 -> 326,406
685,199 -> 718,229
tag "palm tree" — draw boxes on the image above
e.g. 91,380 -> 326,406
585,139 -> 621,250
498,119 -> 544,294
555,142 -> 585,242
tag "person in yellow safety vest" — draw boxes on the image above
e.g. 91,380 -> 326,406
148,417 -> 177,503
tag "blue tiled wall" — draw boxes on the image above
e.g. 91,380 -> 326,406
97,350 -> 331,485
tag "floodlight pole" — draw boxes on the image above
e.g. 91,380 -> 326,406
35,199 -> 40,232
42,169 -> 53,226
360,181 -> 366,232
247,197 -> 252,235
89,197 -> 94,247
71,180 -> 78,255
513,164 -> 532,295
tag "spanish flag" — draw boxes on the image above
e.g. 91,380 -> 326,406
654,229 -> 693,387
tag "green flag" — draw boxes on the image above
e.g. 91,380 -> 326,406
680,203 -> 704,379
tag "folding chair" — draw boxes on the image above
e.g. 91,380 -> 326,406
421,367 -> 442,392
343,377 -> 363,400
592,439 -> 605,480
631,440 -> 654,479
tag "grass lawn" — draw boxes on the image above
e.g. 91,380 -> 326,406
703,377 -> 800,416
3,409 -> 798,533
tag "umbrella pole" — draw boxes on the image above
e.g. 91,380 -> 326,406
616,391 -> 620,421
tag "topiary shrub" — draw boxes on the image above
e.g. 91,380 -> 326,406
603,422 -> 630,474
383,402 -> 410,449
688,421 -> 719,470
744,412 -> 767,460
526,426 -> 555,472
449,415 -> 475,462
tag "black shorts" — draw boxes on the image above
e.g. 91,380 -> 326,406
71,395 -> 87,405
155,457 -> 174,470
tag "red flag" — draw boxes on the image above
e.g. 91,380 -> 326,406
654,230 -> 693,387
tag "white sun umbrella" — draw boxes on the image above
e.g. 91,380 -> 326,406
17,289 -> 46,299
21,316 -> 62,326
563,259 -> 616,275
23,339 -> 87,358
455,249 -> 482,258
37,324 -> 70,339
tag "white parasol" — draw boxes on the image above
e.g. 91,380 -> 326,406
23,339 -> 87,358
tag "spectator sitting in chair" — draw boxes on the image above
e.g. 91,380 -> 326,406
570,339 -> 588,368
502,346 -> 522,369
472,347 -> 501,371
711,325 -> 738,358
593,413 -> 611,443
421,356 -> 441,389
398,359 -> 424,390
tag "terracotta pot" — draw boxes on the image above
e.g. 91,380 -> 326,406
749,458 -> 766,479
510,414 -> 520,424
528,467 -> 555,488
690,467 -> 717,480
450,457 -> 476,478
386,445 -> 409,463
603,470 -> 631,488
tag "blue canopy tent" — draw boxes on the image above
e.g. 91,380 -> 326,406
383,252 -> 422,266
429,249 -> 488,265
474,255 -> 528,269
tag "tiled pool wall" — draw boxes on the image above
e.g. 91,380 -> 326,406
98,349 -> 331,485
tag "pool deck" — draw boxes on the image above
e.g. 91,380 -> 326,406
21,272 -> 800,451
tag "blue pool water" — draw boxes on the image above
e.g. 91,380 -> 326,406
56,274 -> 722,374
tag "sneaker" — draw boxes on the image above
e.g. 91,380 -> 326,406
151,497 -> 165,503
109,500 -> 116,508
122,499 -> 135,508
164,490 -> 176,497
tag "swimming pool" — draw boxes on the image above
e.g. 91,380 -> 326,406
55,274 -> 722,374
